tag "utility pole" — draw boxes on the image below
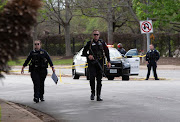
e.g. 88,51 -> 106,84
146,0 -> 150,52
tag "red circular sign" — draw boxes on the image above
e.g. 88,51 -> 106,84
141,21 -> 152,33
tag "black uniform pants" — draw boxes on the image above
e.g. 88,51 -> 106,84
30,69 -> 47,99
88,62 -> 103,96
146,62 -> 158,79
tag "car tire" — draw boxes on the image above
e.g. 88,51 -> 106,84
86,68 -> 90,80
72,66 -> 80,79
122,75 -> 129,81
107,76 -> 114,80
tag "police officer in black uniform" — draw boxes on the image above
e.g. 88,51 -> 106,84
21,40 -> 55,103
117,43 -> 126,55
82,30 -> 111,101
145,44 -> 160,80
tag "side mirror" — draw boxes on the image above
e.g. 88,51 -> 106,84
74,52 -> 78,55
122,54 -> 125,57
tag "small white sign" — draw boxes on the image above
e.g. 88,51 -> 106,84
140,20 -> 153,34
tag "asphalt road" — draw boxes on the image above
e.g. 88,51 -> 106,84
1,70 -> 180,122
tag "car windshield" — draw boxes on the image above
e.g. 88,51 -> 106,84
126,49 -> 138,56
109,48 -> 122,59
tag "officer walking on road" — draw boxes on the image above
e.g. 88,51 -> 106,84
21,40 -> 55,103
117,43 -> 126,55
82,30 -> 111,101
145,44 -> 160,80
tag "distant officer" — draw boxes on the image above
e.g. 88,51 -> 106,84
82,30 -> 111,101
117,43 -> 126,55
145,44 -> 160,80
21,40 -> 55,103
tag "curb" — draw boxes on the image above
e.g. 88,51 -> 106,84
0,99 -> 42,122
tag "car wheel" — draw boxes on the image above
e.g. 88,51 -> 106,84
107,76 -> 114,80
72,67 -> 80,79
86,68 -> 90,80
122,75 -> 129,81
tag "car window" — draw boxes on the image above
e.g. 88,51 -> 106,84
109,48 -> 122,59
126,49 -> 138,56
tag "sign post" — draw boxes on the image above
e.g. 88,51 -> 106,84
140,20 -> 153,52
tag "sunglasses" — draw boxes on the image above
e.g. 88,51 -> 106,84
94,34 -> 99,36
35,43 -> 40,45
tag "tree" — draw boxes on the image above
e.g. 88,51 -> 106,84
44,0 -> 78,56
0,0 -> 42,77
78,0 -> 129,44
132,0 -> 180,32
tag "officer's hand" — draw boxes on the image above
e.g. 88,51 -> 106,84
88,55 -> 94,60
52,67 -> 55,73
21,66 -> 25,74
107,62 -> 111,68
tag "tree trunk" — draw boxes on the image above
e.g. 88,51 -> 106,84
64,24 -> 71,56
64,0 -> 71,56
33,24 -> 38,49
107,0 -> 113,45
108,20 -> 113,45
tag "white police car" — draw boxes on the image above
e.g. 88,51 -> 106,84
72,46 -> 140,80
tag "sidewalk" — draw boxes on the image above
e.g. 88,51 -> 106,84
0,99 -> 42,122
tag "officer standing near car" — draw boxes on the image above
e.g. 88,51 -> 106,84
145,44 -> 160,80
117,43 -> 126,55
82,30 -> 111,101
21,40 -> 55,103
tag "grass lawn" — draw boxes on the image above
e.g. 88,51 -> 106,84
8,58 -> 73,66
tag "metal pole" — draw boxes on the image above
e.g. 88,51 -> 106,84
146,0 -> 150,52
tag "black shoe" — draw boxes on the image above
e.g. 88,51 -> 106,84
33,98 -> 39,103
90,94 -> 95,100
155,78 -> 159,80
145,78 -> 148,80
40,98 -> 45,102
97,96 -> 103,101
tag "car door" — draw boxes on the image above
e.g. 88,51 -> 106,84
125,49 -> 140,75
75,48 -> 86,74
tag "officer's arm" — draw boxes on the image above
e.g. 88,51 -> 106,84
21,52 -> 32,74
82,41 -> 90,58
45,52 -> 55,72
45,52 -> 53,67
124,49 -> 126,55
102,42 -> 110,62
23,52 -> 32,67
146,52 -> 149,61
156,51 -> 160,61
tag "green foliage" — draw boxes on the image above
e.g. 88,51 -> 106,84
133,0 -> 180,28
0,0 -> 7,12
71,13 -> 107,34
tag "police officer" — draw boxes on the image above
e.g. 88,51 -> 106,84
117,43 -> 126,55
21,40 -> 55,103
82,30 -> 111,101
145,44 -> 160,80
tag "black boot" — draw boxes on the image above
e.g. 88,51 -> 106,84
90,93 -> 95,100
33,98 -> 39,103
97,96 -> 103,101
40,97 -> 45,102
97,86 -> 103,101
